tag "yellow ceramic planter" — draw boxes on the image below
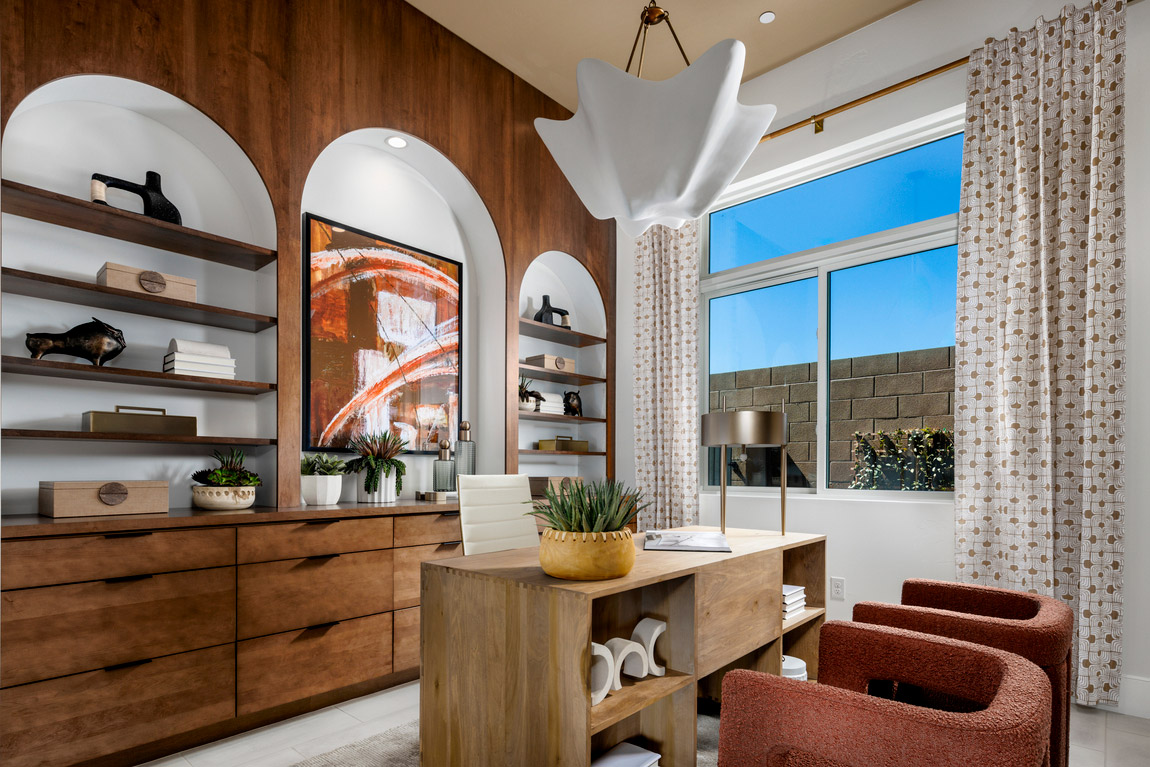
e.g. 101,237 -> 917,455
538,528 -> 636,581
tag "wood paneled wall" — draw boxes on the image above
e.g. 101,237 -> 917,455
0,0 -> 616,504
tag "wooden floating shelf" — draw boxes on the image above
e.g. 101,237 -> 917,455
517,411 -> 606,424
518,363 -> 605,386
1,268 -> 277,333
1,430 -> 276,446
590,669 -> 693,735
1,356 -> 275,395
519,449 -> 606,457
782,606 -> 825,634
1,180 -> 277,271
518,317 -> 606,348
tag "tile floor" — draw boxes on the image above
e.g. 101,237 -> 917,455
143,682 -> 1149,767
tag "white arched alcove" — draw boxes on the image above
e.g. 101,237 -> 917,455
518,251 -> 608,481
301,129 -> 506,499
1,75 -> 278,513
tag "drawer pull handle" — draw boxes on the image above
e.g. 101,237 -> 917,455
304,621 -> 341,632
104,658 -> 153,672
439,512 -> 461,518
440,541 -> 463,547
306,553 -> 341,560
103,531 -> 154,539
105,574 -> 154,584
305,519 -> 339,525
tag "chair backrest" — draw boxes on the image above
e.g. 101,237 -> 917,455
457,474 -> 540,555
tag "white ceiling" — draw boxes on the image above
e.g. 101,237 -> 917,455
405,0 -> 920,112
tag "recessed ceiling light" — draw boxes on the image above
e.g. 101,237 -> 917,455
759,10 -> 776,23
386,136 -> 408,148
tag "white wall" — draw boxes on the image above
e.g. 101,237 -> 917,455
615,0 -> 1150,716
300,130 -> 507,501
1,80 -> 278,512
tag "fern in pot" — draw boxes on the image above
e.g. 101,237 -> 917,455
528,479 -> 648,580
191,449 -> 262,510
300,453 -> 346,506
346,432 -> 408,503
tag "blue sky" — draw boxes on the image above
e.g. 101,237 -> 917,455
708,135 -> 961,374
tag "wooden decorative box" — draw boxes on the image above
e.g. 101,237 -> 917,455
528,476 -> 579,497
39,480 -> 169,517
525,354 -> 575,372
98,261 -> 197,302
537,436 -> 589,452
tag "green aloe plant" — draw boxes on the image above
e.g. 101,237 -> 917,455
345,432 -> 408,495
527,479 -> 648,533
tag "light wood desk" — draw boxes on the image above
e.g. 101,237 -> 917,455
420,527 -> 826,767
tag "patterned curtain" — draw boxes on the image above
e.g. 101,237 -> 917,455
955,0 -> 1126,705
633,222 -> 700,529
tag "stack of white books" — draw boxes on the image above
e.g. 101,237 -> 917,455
591,741 -> 660,767
165,339 -> 236,380
782,584 -> 807,621
537,391 -> 566,416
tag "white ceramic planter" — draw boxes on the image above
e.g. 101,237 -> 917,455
518,399 -> 535,411
357,467 -> 400,504
301,475 -> 342,506
192,486 -> 257,510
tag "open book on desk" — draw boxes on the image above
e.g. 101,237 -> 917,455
643,530 -> 732,552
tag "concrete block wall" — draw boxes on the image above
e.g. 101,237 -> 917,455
709,346 -> 955,488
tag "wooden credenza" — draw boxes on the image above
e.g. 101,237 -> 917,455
0,502 -> 462,767
421,527 -> 827,767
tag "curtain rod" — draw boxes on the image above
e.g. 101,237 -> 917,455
759,55 -> 970,143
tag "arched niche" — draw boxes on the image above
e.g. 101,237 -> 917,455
517,251 -> 609,481
1,75 -> 278,513
301,128 -> 506,496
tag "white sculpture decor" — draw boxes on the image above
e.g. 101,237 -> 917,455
631,617 -> 667,677
534,38 -> 776,237
605,637 -> 649,691
590,643 -> 614,706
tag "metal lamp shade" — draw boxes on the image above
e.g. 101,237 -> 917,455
701,410 -> 787,447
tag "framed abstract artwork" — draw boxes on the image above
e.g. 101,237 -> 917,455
303,213 -> 462,453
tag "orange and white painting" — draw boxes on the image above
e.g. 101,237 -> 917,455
304,214 -> 461,453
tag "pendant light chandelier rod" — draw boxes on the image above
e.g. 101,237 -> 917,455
624,2 -> 691,77
637,23 -> 651,78
663,16 -> 691,67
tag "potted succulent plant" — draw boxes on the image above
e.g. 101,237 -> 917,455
191,448 -> 262,510
518,376 -> 538,411
300,453 -> 346,506
346,432 -> 408,503
528,479 -> 648,581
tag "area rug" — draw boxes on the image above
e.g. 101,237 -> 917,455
291,712 -> 720,766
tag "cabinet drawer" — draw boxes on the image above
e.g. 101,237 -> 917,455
237,612 -> 392,716
0,644 -> 234,767
394,542 -> 462,609
237,517 -> 393,563
237,549 -> 393,639
393,512 -> 461,547
1,528 -> 235,590
1,566 -> 236,687
394,606 -> 420,672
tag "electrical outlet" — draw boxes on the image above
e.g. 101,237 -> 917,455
830,577 -> 846,601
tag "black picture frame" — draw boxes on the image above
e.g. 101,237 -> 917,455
302,212 -> 463,454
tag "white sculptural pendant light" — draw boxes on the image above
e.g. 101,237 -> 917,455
535,2 -> 778,237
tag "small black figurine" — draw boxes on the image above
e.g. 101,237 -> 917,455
26,317 -> 126,367
91,171 -> 182,225
533,295 -> 570,327
563,390 -> 583,417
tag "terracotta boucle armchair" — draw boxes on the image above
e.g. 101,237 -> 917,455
853,579 -> 1074,767
718,621 -> 1051,767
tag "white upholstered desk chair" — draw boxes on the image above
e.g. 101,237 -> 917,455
456,474 -> 540,555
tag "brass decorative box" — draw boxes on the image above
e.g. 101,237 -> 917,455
525,354 -> 576,372
39,480 -> 169,518
82,405 -> 197,436
97,261 -> 197,302
537,436 -> 589,453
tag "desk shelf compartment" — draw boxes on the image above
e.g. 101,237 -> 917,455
780,539 -> 826,680
589,576 -> 695,762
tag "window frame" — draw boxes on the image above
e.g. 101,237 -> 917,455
699,109 -> 964,500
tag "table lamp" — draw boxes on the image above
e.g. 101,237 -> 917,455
701,410 -> 788,535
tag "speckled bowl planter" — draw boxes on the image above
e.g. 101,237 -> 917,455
538,528 -> 636,581
192,485 -> 257,511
